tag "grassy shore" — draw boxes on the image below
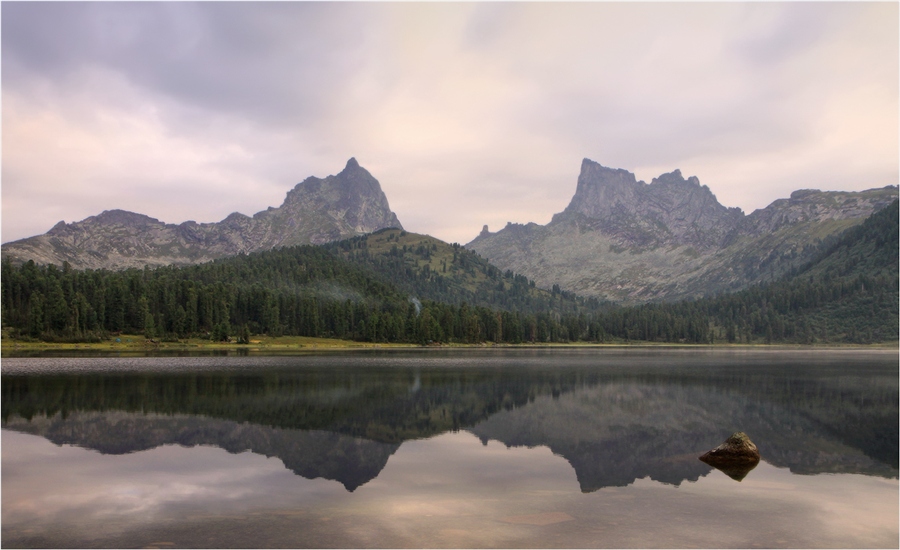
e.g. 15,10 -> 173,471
2,332 -> 896,356
1,333 -> 423,354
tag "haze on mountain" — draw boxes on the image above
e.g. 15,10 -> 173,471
1,159 -> 402,270
467,158 -> 898,304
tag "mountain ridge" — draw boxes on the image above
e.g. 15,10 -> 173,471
467,158 -> 897,304
556,159 -> 744,251
4,156 -> 896,309
1,158 -> 402,270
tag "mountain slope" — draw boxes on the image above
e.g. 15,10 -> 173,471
703,199 -> 898,344
326,228 -> 604,316
1,158 -> 402,270
467,158 -> 897,304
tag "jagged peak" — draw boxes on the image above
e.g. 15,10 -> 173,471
650,169 -> 703,188
2,159 -> 404,268
92,209 -> 161,225
334,157 -> 373,182
660,168 -> 684,180
563,159 -> 639,217
45,220 -> 70,237
579,158 -> 636,178
223,212 -> 250,222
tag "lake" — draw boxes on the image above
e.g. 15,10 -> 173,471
2,348 -> 897,548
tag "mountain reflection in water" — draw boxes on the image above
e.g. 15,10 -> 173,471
2,350 -> 897,493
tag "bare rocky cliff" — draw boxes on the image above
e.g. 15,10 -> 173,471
559,160 -> 744,251
467,158 -> 898,304
1,158 -> 403,270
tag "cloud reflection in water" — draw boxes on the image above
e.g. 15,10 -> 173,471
3,427 -> 897,549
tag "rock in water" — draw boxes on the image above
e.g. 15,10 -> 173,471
699,432 -> 760,481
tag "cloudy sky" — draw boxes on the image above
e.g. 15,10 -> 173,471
3,2 -> 897,245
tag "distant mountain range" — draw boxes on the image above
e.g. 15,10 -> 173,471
2,157 -> 896,306
467,158 -> 897,303
1,158 -> 401,270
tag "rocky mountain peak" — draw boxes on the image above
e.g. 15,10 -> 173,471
654,168 -> 684,182
284,159 -> 387,208
650,169 -> 702,189
279,158 -> 402,238
555,159 -> 741,250
467,159 -> 900,305
563,159 -> 640,219
46,210 -> 164,238
93,209 -> 162,227
2,159 -> 404,270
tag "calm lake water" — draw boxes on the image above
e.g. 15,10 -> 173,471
2,348 -> 897,548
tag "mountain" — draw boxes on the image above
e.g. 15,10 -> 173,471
467,158 -> 898,304
1,158 -> 402,270
559,163 -> 744,250
698,199 -> 898,344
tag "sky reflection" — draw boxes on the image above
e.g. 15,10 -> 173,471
4,351 -> 896,548
4,427 -> 897,549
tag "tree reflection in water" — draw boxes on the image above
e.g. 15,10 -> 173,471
3,350 -> 896,491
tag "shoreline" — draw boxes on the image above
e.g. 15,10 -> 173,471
3,334 -> 897,357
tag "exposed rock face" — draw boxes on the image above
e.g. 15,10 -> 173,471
699,432 -> 760,463
1,158 -> 403,270
560,160 -> 744,250
467,158 -> 898,304
739,188 -> 895,237
699,431 -> 761,481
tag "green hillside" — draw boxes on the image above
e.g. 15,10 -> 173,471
326,228 -> 604,316
1,241 -> 605,345
701,199 -> 898,343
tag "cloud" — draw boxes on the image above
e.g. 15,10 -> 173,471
2,2 -> 897,244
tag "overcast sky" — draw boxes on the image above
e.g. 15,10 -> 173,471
3,2 -> 897,245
